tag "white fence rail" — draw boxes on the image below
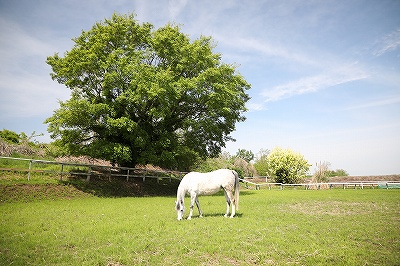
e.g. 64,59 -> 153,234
239,178 -> 400,190
0,156 -> 186,182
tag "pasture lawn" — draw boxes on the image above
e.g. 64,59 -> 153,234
1,189 -> 399,265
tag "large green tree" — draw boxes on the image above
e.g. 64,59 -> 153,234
46,13 -> 250,170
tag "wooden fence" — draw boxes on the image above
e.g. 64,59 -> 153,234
0,156 -> 186,182
239,178 -> 400,190
2,156 -> 399,189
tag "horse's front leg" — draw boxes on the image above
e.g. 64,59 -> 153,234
188,193 -> 196,220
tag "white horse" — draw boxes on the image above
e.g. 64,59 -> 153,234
175,169 -> 240,220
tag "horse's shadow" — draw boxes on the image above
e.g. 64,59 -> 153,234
208,190 -> 255,197
239,191 -> 256,196
190,212 -> 244,219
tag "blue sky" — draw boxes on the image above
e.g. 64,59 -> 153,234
0,0 -> 399,175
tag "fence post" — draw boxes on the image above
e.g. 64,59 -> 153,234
60,164 -> 64,181
86,166 -> 91,182
28,160 -> 32,181
127,169 -> 130,181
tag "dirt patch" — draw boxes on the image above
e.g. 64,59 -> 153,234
54,156 -> 182,175
55,156 -> 113,167
286,201 -> 387,216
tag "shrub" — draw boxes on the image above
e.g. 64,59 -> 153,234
312,161 -> 330,182
253,149 -> 270,176
192,152 -> 257,178
0,129 -> 20,144
328,169 -> 349,177
267,147 -> 310,184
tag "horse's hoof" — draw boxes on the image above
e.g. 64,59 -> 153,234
187,217 -> 192,220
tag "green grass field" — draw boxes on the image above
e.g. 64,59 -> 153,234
1,185 -> 399,265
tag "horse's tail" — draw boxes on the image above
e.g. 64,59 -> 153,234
233,170 -> 239,210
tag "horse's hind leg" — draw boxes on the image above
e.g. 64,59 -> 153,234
223,190 -> 232,218
195,196 -> 203,218
224,189 -> 235,218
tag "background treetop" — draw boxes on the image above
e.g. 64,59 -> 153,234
46,13 -> 250,170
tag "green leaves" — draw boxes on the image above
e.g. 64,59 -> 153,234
46,13 -> 250,170
267,147 -> 310,184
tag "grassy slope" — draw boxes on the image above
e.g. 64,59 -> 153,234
1,186 -> 399,265
0,171 -> 181,203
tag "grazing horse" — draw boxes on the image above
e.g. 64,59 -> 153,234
175,169 -> 240,220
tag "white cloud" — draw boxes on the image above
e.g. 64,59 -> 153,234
0,17 -> 58,58
0,69 -> 69,118
344,95 -> 400,111
246,102 -> 267,112
372,28 -> 400,56
261,63 -> 369,102
168,0 -> 188,20
215,36 -> 318,67
0,17 -> 70,118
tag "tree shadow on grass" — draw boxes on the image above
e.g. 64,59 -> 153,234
62,175 -> 257,199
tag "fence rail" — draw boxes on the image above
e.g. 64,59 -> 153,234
0,156 -> 186,182
239,178 -> 400,190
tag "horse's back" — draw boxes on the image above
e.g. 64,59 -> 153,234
181,169 -> 236,195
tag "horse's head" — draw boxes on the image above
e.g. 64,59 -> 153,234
175,200 -> 185,220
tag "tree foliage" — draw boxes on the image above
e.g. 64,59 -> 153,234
267,147 -> 310,184
312,161 -> 349,182
235,148 -> 254,163
0,129 -> 20,144
328,168 -> 349,177
253,148 -> 270,176
193,152 -> 257,178
45,13 -> 250,170
312,161 -> 330,182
